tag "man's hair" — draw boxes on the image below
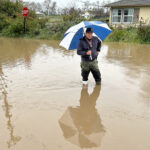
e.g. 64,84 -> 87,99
86,28 -> 93,33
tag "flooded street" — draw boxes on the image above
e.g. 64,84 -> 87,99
0,38 -> 150,150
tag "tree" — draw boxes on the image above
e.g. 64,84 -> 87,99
83,1 -> 90,11
29,2 -> 37,11
50,1 -> 56,15
36,2 -> 42,12
23,1 -> 42,12
44,0 -> 51,15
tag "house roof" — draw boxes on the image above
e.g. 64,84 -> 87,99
105,0 -> 150,7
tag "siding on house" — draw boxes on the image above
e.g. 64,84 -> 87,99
139,7 -> 150,21
133,8 -> 140,23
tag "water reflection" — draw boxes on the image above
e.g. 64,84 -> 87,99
0,38 -> 42,68
59,85 -> 105,148
106,42 -> 150,101
0,38 -> 75,69
0,64 -> 21,148
106,43 -> 150,69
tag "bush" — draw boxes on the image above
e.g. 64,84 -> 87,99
6,17 -> 24,37
0,0 -> 23,16
0,14 -> 10,31
137,25 -> 150,43
106,27 -> 140,43
106,28 -> 127,42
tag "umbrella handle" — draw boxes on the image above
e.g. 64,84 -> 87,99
90,54 -> 92,60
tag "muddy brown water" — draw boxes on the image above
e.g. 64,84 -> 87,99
0,38 -> 150,150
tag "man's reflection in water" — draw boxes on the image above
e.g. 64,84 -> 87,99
59,85 -> 105,148
0,64 -> 21,148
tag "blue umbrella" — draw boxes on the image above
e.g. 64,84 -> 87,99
59,21 -> 112,50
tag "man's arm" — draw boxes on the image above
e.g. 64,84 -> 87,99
77,40 -> 87,56
97,38 -> 102,52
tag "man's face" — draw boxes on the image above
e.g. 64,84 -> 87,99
85,32 -> 93,40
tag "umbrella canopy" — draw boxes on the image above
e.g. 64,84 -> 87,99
59,21 -> 112,50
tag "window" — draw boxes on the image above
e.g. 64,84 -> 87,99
112,9 -> 122,23
124,8 -> 134,23
112,8 -> 134,24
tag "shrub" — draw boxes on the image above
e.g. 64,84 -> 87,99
5,17 -> 24,37
0,14 -> 10,31
106,27 -> 140,43
0,0 -> 23,16
137,25 -> 150,43
106,28 -> 127,42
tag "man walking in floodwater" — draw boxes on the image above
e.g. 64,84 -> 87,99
77,28 -> 101,85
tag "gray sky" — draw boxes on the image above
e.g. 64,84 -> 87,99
23,0 -> 115,8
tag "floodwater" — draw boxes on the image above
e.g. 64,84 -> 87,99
0,38 -> 150,150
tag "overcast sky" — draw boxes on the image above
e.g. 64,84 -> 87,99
23,0 -> 115,8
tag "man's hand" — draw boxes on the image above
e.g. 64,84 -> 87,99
86,50 -> 91,55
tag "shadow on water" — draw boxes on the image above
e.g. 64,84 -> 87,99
59,85 -> 105,148
0,64 -> 21,148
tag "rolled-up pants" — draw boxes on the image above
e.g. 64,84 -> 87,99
80,59 -> 101,82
